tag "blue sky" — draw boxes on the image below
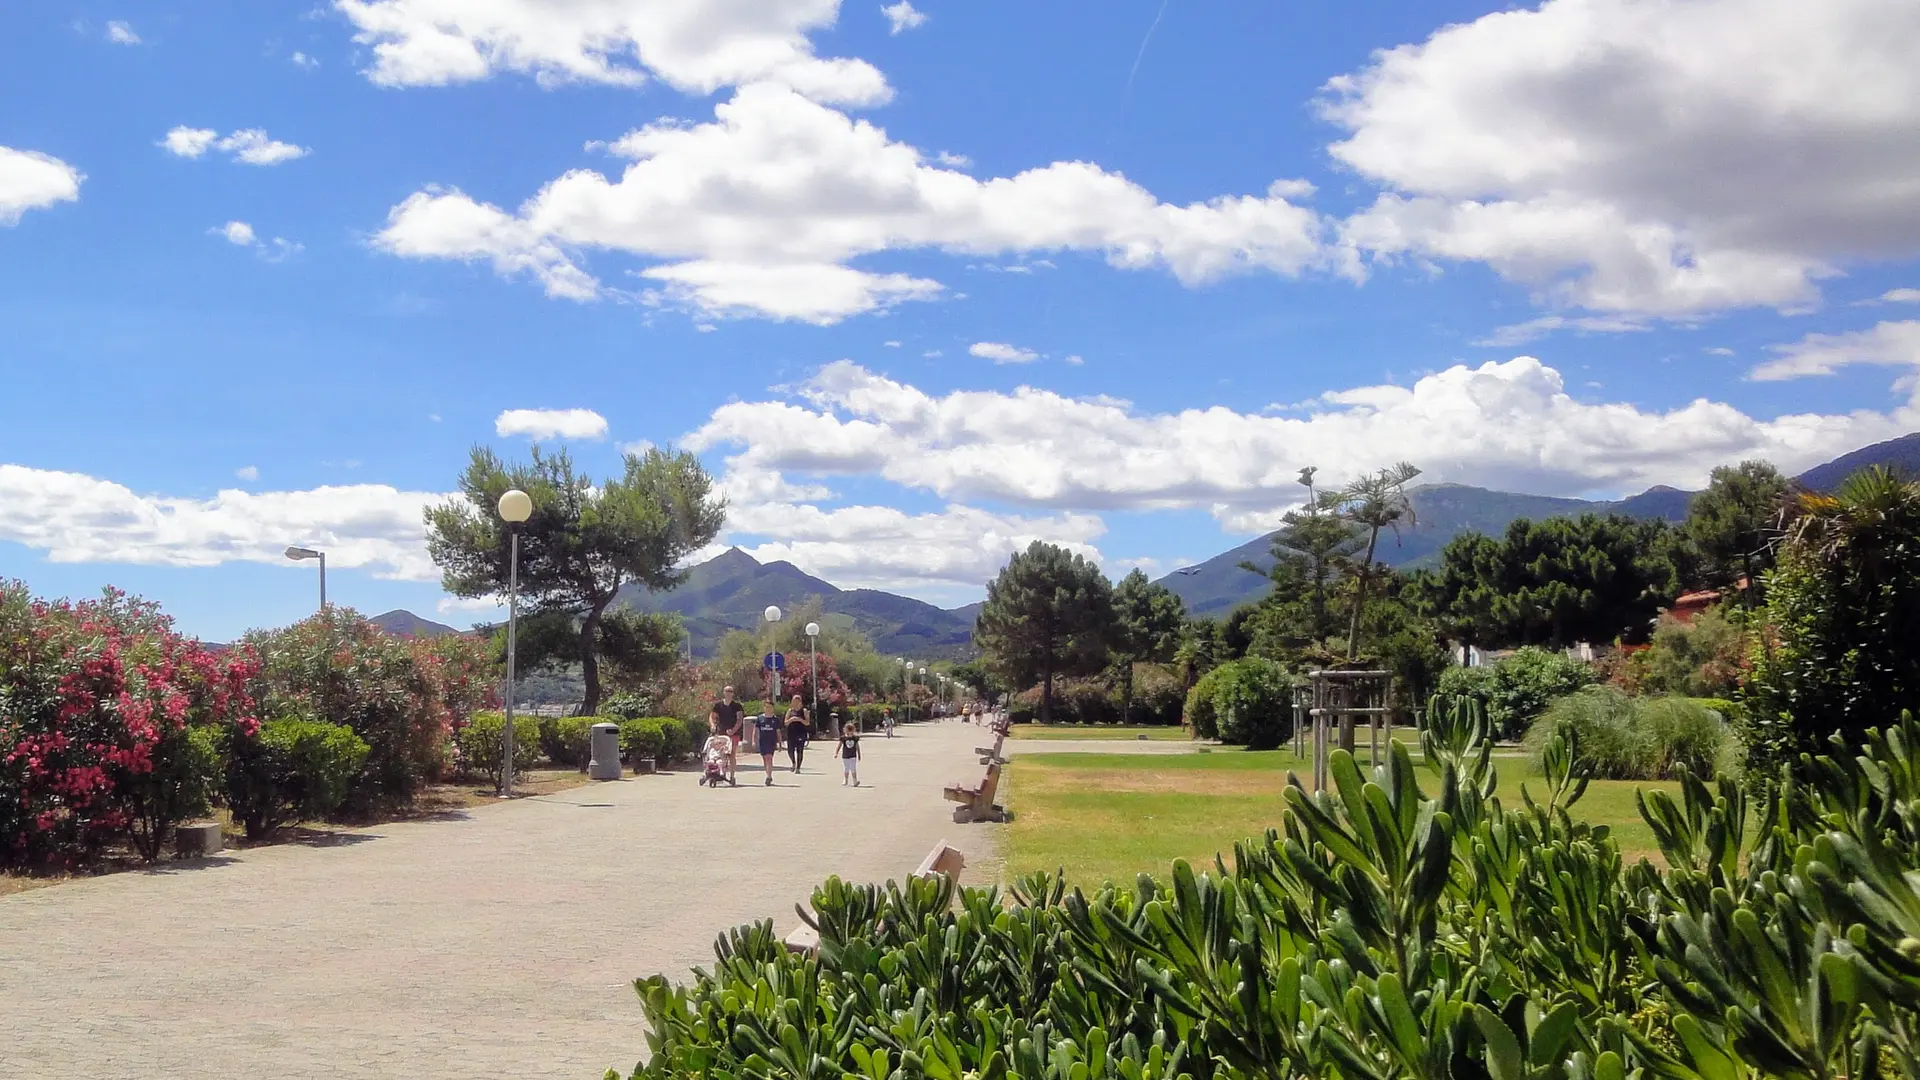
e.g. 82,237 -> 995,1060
3,0 -> 1917,643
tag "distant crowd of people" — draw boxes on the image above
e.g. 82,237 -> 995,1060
699,686 -> 1003,790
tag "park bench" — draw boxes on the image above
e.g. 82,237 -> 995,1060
783,840 -> 965,954
943,760 -> 1006,823
975,730 -> 1007,765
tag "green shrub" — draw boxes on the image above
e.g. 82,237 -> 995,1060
538,715 -> 595,770
1132,663 -> 1186,726
455,711 -> 544,785
618,717 -> 667,768
601,692 -> 653,721
1207,658 -> 1292,749
653,716 -> 692,763
848,703 -> 888,733
1525,686 -> 1740,780
1440,648 -> 1596,741
116,724 -> 224,861
1184,666 -> 1227,739
223,718 -> 371,840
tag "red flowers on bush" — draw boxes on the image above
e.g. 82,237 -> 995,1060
1,583 -> 259,866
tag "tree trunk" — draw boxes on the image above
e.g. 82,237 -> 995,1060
1041,663 -> 1055,725
580,605 -> 605,716
1346,528 -> 1382,662
1122,661 -> 1134,725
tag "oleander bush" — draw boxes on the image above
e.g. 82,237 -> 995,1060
222,718 -> 370,840
455,711 -> 544,786
1,582 -> 258,866
617,697 -> 1920,1080
538,715 -> 596,770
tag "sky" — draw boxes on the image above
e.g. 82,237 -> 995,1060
2,0 -> 1918,643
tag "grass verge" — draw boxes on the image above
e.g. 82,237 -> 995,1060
1008,725 -> 1194,741
1003,749 -> 1677,888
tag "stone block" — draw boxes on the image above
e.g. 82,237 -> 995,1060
175,822 -> 223,857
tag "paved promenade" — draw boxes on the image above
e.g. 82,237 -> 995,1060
0,721 -> 997,1080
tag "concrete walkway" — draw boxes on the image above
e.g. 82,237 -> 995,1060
0,721 -> 997,1080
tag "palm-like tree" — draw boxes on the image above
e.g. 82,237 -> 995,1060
1784,466 -> 1920,585
1333,462 -> 1422,661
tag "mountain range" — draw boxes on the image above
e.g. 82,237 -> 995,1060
368,432 -> 1919,649
615,547 -> 978,660
1153,431 -> 1920,617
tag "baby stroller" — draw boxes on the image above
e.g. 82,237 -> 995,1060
700,733 -> 735,788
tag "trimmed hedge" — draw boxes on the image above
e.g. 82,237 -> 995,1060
618,717 -> 668,770
223,718 -> 370,840
654,716 -> 693,763
538,715 -> 596,771
456,711 -> 545,785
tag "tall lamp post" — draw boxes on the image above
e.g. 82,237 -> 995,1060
763,606 -> 783,707
497,489 -> 532,798
284,546 -> 327,612
900,658 -> 911,722
804,622 -> 820,732
918,667 -> 929,722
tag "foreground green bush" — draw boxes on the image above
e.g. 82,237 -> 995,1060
223,718 -> 370,840
653,716 -> 692,763
1182,658 -> 1290,747
455,711 -> 543,785
1525,686 -> 1741,780
618,700 -> 1920,1080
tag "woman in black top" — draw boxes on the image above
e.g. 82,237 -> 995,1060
784,695 -> 810,774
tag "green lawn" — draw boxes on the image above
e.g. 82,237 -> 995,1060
1003,749 -> 1677,888
1008,725 -> 1195,741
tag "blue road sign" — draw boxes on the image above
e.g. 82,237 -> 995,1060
763,652 -> 786,672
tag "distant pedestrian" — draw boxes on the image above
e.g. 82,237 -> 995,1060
881,707 -> 895,738
709,686 -> 744,786
838,722 -> 862,787
784,694 -> 810,773
754,705 -> 781,786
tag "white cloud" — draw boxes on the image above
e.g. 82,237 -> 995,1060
436,595 -> 507,619
105,20 -> 140,45
881,3 -> 928,35
216,129 -> 309,166
291,51 -> 320,69
164,127 -> 308,165
1751,321 -> 1920,381
1705,347 -> 1735,357
1882,288 -> 1920,304
0,465 -> 445,581
212,221 -> 302,260
372,82 -> 1325,323
494,407 -> 609,440
335,0 -> 891,105
218,221 -> 257,246
235,466 -> 260,481
1472,314 -> 1649,347
882,340 -> 902,348
934,150 -> 970,168
619,438 -> 656,456
161,126 -> 218,158
686,359 -> 1920,532
0,147 -> 82,224
923,349 -> 943,358
968,341 -> 1038,364
1323,0 -> 1920,319
1064,354 -> 1085,366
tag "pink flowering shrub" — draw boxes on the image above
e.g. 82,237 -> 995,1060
0,582 -> 259,866
245,609 -> 496,814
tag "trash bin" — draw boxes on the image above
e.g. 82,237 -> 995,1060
588,722 -> 622,781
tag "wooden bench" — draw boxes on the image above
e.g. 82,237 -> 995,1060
974,730 -> 1007,765
943,760 -> 1006,823
913,838 -> 965,880
784,840 -> 964,954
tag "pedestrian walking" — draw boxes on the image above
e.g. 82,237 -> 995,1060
838,722 -> 862,787
882,707 -> 895,738
784,694 -> 810,773
709,685 -> 745,786
753,705 -> 781,786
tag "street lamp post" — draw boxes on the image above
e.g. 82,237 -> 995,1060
763,606 -> 783,707
284,546 -> 326,612
900,658 -> 911,722
804,622 -> 820,733
918,667 -> 928,722
497,489 -> 533,798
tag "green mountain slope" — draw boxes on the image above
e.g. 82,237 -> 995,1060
615,548 -> 977,660
1155,432 -> 1919,618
